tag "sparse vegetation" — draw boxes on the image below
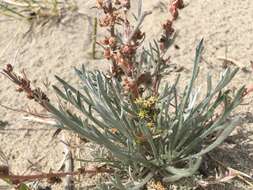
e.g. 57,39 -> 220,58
0,0 -> 253,190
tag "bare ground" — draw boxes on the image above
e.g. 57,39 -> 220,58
0,0 -> 252,189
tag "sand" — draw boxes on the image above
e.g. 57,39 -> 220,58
0,0 -> 252,189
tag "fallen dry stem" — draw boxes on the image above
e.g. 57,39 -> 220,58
0,167 -> 114,185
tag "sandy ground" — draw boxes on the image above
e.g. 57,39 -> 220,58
0,0 -> 253,189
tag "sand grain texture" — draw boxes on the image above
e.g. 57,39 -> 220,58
0,0 -> 253,189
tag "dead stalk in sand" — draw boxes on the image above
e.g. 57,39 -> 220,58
197,155 -> 253,188
92,17 -> 98,59
0,166 -> 113,185
60,134 -> 75,190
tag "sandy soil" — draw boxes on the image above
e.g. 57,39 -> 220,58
0,0 -> 252,189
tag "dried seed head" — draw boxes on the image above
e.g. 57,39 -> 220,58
32,88 -> 50,103
120,0 -> 130,9
114,0 -> 120,4
162,19 -> 174,36
101,37 -> 110,45
122,77 -> 139,97
6,64 -> 13,73
113,52 -> 132,74
172,0 -> 184,9
169,5 -> 179,20
118,58 -> 130,71
47,176 -> 62,184
163,19 -> 172,29
99,12 -> 120,27
136,72 -> 152,86
99,14 -> 112,27
108,37 -> 117,47
101,37 -> 117,47
104,48 -> 112,60
77,167 -> 86,174
0,165 -> 9,176
133,29 -> 144,41
20,78 -> 30,89
27,93 -> 34,100
159,36 -> 167,51
163,20 -> 173,31
110,64 -> 123,77
121,45 -> 135,55
16,87 -> 23,92
96,0 -> 104,9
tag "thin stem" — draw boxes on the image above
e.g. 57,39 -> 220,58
0,168 -> 114,184
92,17 -> 98,59
125,11 -> 152,44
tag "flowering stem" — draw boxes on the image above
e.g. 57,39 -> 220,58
0,168 -> 114,184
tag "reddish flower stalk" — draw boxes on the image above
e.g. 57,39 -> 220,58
97,0 -> 185,98
97,0 -> 148,98
159,0 -> 184,51
152,0 -> 185,95
0,165 -> 113,185
2,0 -> 186,102
169,0 -> 184,20
1,64 -> 49,108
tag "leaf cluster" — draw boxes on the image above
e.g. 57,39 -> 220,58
45,40 -> 245,189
